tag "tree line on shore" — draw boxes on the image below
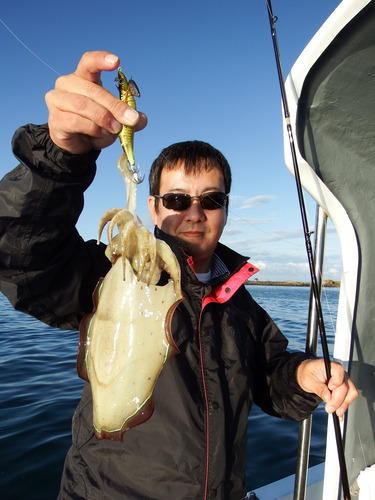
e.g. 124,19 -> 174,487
247,279 -> 340,287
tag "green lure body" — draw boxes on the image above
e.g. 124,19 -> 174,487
116,68 -> 140,167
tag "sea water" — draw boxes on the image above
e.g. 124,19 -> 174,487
0,286 -> 338,498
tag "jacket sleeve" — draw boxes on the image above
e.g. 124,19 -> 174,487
249,294 -> 321,421
0,124 -> 111,330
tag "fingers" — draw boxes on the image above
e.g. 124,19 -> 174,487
297,358 -> 358,417
324,363 -> 359,417
70,51 -> 147,129
74,51 -> 120,84
45,102 -> 118,154
46,88 -> 122,135
328,378 -> 358,418
45,51 -> 148,154
55,74 -> 140,127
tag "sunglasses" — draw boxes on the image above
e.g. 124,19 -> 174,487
153,191 -> 228,211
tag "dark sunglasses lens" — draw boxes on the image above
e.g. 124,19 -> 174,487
160,192 -> 227,211
200,193 -> 227,210
163,194 -> 191,211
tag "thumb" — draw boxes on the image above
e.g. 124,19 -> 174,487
74,51 -> 120,84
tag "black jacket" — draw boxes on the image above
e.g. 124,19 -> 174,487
0,124 -> 320,500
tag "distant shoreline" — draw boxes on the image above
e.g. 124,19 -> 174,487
246,280 -> 340,287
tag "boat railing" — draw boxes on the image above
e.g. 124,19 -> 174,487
293,205 -> 327,500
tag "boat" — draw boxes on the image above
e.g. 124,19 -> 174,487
247,0 -> 375,498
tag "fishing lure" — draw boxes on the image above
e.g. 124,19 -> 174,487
115,67 -> 140,168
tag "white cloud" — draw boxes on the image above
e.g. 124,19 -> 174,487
239,194 -> 277,210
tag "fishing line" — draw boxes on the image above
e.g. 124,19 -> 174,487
0,15 -> 336,260
226,213 -> 304,248
1,11 -> 332,268
320,285 -> 338,337
265,1 -> 351,499
0,17 -> 61,76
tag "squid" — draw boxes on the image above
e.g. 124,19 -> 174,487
77,68 -> 183,440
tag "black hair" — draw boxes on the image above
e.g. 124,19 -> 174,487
149,140 -> 232,197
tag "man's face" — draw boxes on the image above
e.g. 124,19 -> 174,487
148,163 -> 228,273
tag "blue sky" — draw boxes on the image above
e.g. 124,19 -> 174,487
0,0 -> 344,281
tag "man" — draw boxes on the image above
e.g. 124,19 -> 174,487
0,51 -> 358,499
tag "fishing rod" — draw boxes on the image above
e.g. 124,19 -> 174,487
265,1 -> 351,499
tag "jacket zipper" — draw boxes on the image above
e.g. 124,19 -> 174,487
197,308 -> 210,500
196,262 -> 259,499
